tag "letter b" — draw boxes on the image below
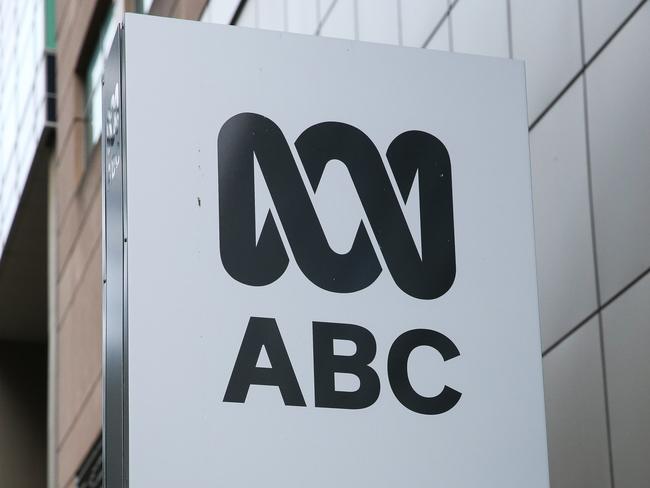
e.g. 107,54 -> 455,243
312,322 -> 381,410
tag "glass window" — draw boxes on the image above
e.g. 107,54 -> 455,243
85,5 -> 118,155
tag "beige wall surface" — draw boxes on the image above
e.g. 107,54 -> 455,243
55,1 -> 112,486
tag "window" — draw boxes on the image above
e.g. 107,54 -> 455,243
85,5 -> 118,155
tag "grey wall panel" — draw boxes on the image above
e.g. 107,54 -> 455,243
320,0 -> 336,21
581,0 -> 642,59
529,78 -> 597,350
586,2 -> 650,302
200,0 -> 241,25
425,18 -> 450,51
400,0 -> 448,48
357,0 -> 400,45
602,273 -> 650,488
286,0 -> 319,35
510,0 -> 582,123
319,0 -> 356,39
237,0 -> 257,27
258,0 -> 285,31
543,318 -> 611,488
450,0 -> 509,58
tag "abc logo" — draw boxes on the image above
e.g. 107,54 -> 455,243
218,112 -> 455,300
218,114 -> 461,415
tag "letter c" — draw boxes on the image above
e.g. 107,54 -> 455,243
387,329 -> 461,415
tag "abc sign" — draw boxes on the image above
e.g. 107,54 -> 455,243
218,113 -> 461,415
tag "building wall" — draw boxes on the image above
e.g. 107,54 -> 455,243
54,1 -> 117,487
0,2 -> 54,487
0,0 -> 48,258
49,0 -> 649,487
53,2 -> 210,487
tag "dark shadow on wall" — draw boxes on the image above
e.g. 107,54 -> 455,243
0,341 -> 47,488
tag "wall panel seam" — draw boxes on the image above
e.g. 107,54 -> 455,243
421,0 -> 458,48
542,266 -> 650,357
57,234 -> 101,329
529,0 -> 648,131
56,176 -> 101,278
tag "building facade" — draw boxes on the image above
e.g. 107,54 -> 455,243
0,0 -> 55,486
0,0 -> 648,487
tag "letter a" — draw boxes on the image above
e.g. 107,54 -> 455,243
223,317 -> 306,406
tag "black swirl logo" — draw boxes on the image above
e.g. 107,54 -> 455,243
218,113 -> 455,300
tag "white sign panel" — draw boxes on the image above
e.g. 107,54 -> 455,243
103,13 -> 549,487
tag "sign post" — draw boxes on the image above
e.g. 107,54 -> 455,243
103,14 -> 549,487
